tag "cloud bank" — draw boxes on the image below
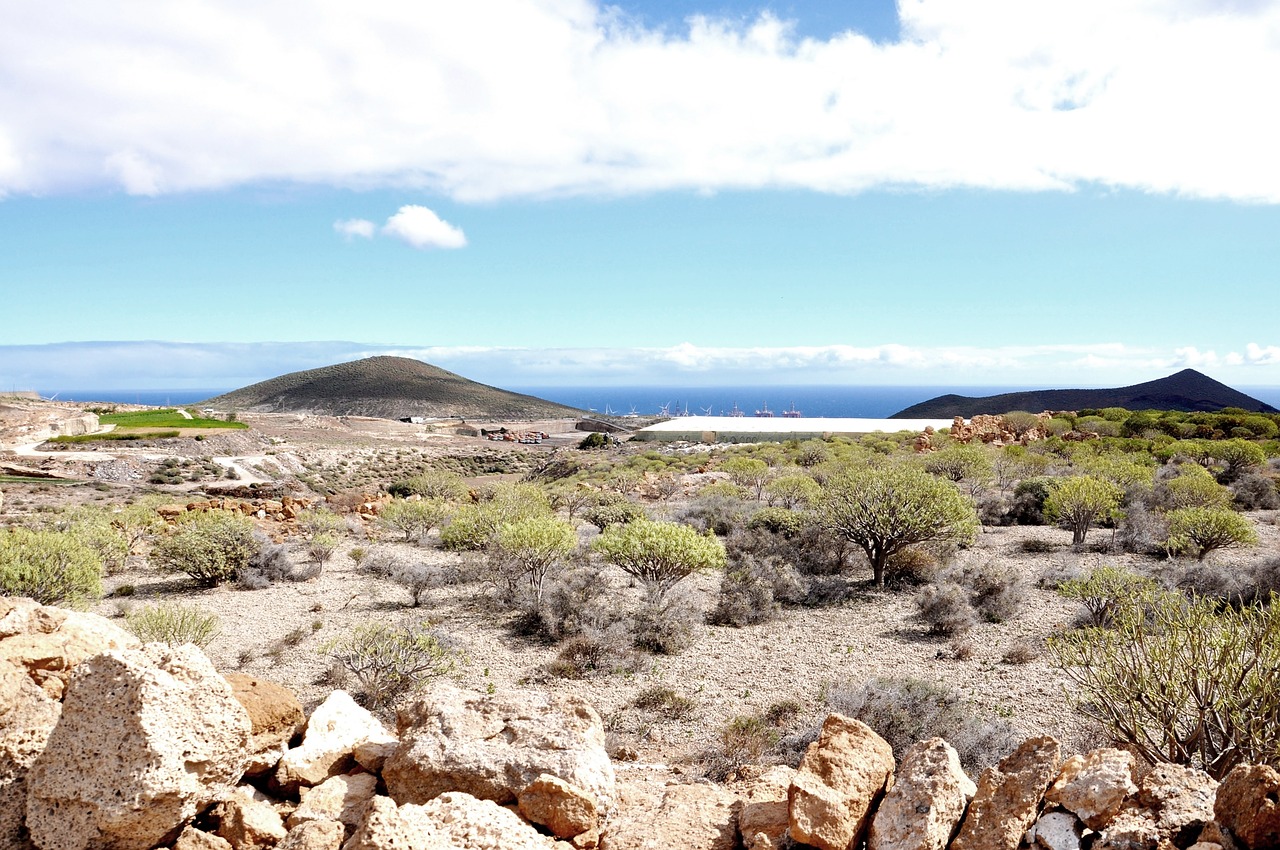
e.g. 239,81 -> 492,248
2,340 -> 1277,393
3,1 -> 1280,202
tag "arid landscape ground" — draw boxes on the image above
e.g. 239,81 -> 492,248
3,397 -> 1278,779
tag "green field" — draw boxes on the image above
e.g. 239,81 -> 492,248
49,430 -> 182,444
98,409 -> 248,430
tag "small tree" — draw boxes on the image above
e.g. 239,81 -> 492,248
593,518 -> 727,601
1044,475 -> 1123,547
150,511 -> 258,587
1049,589 -> 1280,778
323,619 -> 459,711
490,516 -> 578,606
379,498 -> 450,542
1209,439 -> 1266,483
1160,465 -> 1232,510
764,473 -> 821,509
923,444 -> 993,494
817,464 -> 979,588
387,469 -> 469,501
721,457 -> 772,501
441,483 -> 551,551
0,527 -> 103,608
1165,507 -> 1258,561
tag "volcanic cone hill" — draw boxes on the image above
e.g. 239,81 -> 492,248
892,368 -> 1278,418
201,356 -> 581,420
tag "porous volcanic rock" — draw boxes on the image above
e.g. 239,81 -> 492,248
275,690 -> 394,792
344,792 -> 555,850
949,736 -> 1062,850
287,771 -> 378,832
788,713 -> 895,850
517,773 -> 599,839
0,595 -> 139,699
738,765 -> 795,850
601,781 -> 740,850
1044,748 -> 1137,831
1214,763 -> 1280,850
276,820 -> 345,850
223,672 -> 304,777
25,644 -> 251,850
868,737 -> 976,850
382,682 -> 615,813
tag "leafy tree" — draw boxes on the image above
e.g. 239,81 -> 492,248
490,516 -> 577,605
816,463 -> 979,588
764,473 -> 821,509
1056,565 -> 1162,627
721,457 -> 772,501
1049,589 -> 1280,779
1209,439 -> 1266,483
0,527 -> 103,608
150,511 -> 258,586
1165,507 -> 1258,561
1160,465 -> 1233,510
379,498 -> 450,542
1044,475 -> 1123,546
592,518 -> 726,601
794,440 -> 831,468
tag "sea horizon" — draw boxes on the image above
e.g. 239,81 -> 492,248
36,383 -> 1280,419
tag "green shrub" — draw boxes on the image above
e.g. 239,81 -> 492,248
386,469 -> 469,501
379,498 -> 450,542
150,511 -> 258,587
0,527 -> 103,608
630,684 -> 696,719
323,619 -> 459,711
1164,507 -> 1258,561
719,714 -> 779,763
440,483 -> 551,551
126,602 -> 221,648
593,519 -> 727,601
746,506 -> 807,538
582,500 -> 646,531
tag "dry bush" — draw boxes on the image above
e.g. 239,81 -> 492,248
1231,472 -> 1280,510
125,602 -> 220,648
884,546 -> 941,588
825,677 -> 1020,773
630,597 -> 700,655
915,582 -> 977,635
546,627 -> 637,679
391,561 -> 461,607
708,554 -> 804,627
630,684 -> 696,720
1002,640 -> 1042,664
525,565 -> 620,641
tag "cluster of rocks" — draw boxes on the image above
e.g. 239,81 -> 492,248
947,414 -> 1051,447
4,594 -> 1280,850
155,495 -> 315,524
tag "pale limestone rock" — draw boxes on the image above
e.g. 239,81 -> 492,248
25,644 -> 251,850
217,792 -> 288,849
287,771 -> 378,831
276,820 -> 345,850
1214,764 -> 1280,850
738,765 -> 795,850
1137,762 -> 1218,841
223,673 -> 304,777
275,690 -> 391,791
788,713 -> 895,850
173,825 -> 234,850
383,682 -> 615,813
1045,748 -> 1137,831
353,735 -> 399,773
0,596 -> 138,699
1093,808 -> 1160,850
868,737 -> 976,850
345,792 -> 555,850
950,736 -> 1062,850
601,782 -> 739,850
0,658 -> 61,848
1025,811 -> 1084,850
518,773 -> 599,839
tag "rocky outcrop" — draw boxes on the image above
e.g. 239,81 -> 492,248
950,735 -> 1062,850
602,781 -> 739,850
1044,748 -> 1137,831
0,595 -> 139,699
274,690 -> 394,792
224,672 -> 305,776
287,771 -> 378,833
738,765 -> 795,850
868,738 -> 976,850
383,682 -> 615,814
25,643 -> 252,850
788,713 -> 896,850
1214,764 -> 1280,849
518,773 -> 600,839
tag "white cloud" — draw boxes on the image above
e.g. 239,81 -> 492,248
3,2 -> 1280,201
333,218 -> 375,239
380,206 -> 467,249
2,340 -> 1277,393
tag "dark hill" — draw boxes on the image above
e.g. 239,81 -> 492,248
200,356 -> 581,420
892,369 -> 1278,418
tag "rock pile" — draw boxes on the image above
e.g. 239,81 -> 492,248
155,496 -> 314,524
3,594 -> 1279,850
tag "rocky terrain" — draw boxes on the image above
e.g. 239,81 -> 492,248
3,595 -> 1279,850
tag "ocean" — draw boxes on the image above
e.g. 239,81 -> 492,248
43,384 -> 1280,418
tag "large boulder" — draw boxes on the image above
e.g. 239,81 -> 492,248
788,713 -> 895,850
868,737 -> 976,850
0,596 -> 138,699
1214,764 -> 1280,850
602,782 -> 740,850
1044,748 -> 1137,831
0,658 -> 61,848
738,765 -> 795,850
950,736 -> 1062,850
24,644 -> 251,850
382,682 -> 615,813
222,673 -> 304,777
344,792 -> 555,850
517,773 -> 599,839
275,690 -> 394,792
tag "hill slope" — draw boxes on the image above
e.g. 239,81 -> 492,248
892,369 -> 1278,418
201,356 -> 581,420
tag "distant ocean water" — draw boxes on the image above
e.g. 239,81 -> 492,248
44,384 -> 1280,417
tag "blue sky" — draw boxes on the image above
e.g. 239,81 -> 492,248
2,1 -> 1279,393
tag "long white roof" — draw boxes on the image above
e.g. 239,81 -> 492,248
637,416 -> 957,434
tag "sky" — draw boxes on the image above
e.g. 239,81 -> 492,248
2,0 -> 1280,393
